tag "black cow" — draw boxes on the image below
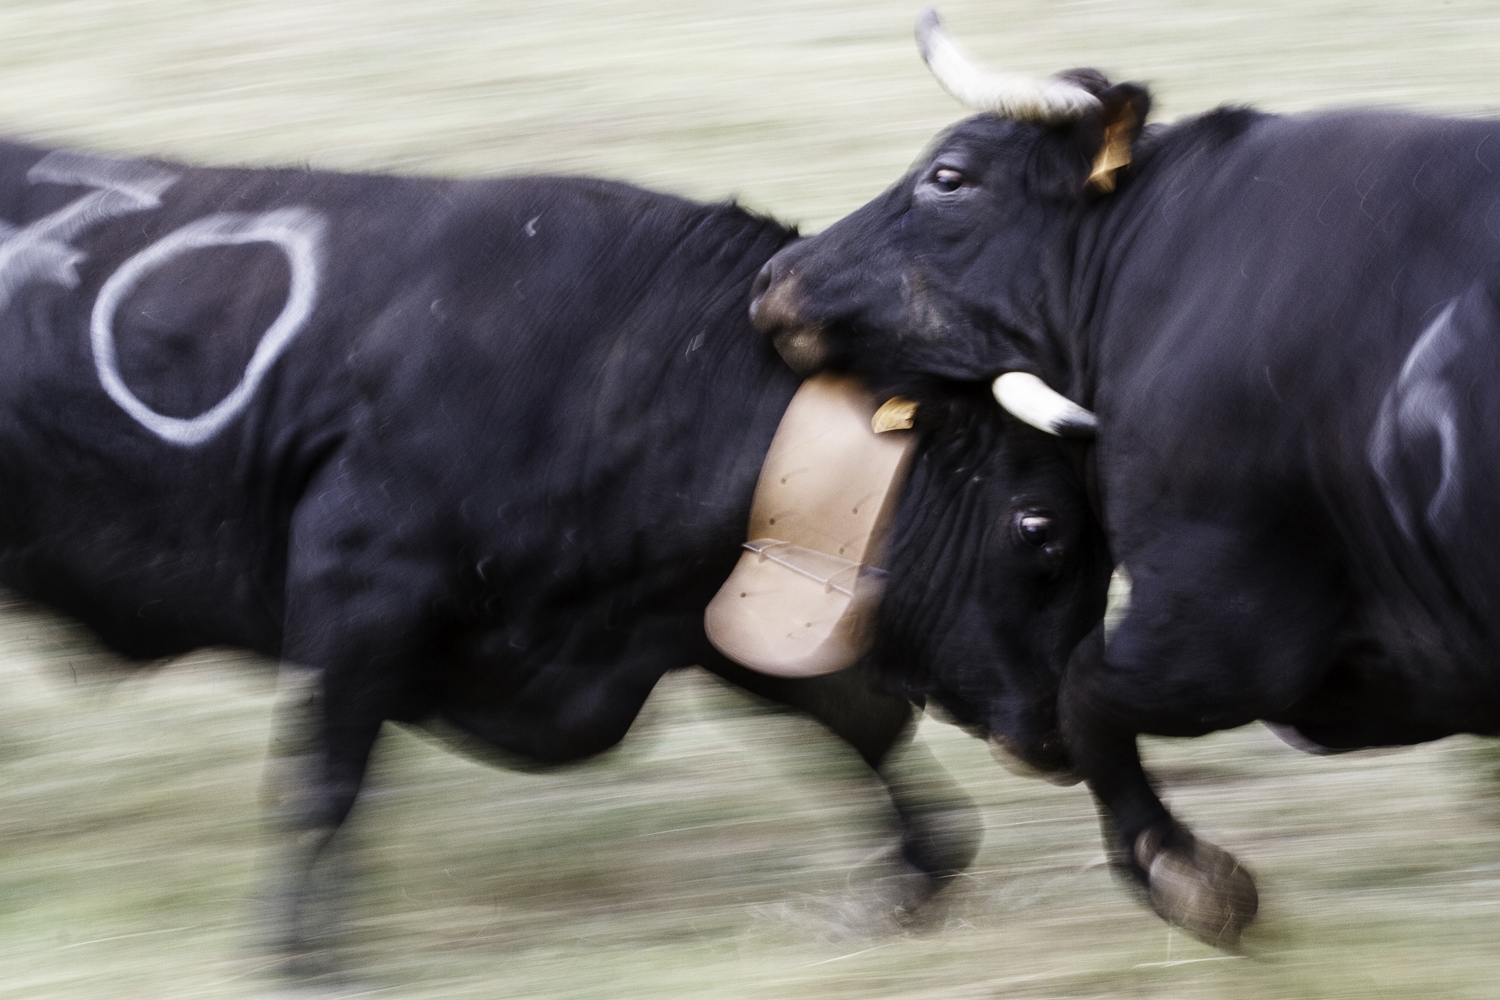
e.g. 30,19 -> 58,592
0,138 -> 1109,959
752,9 -> 1500,946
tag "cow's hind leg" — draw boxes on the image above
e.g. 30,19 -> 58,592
702,654 -> 981,909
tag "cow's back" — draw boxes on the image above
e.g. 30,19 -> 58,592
0,141 -> 796,664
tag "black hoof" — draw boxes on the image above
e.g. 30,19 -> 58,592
1135,826 -> 1258,947
899,803 -> 983,887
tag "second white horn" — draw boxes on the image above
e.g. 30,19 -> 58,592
992,372 -> 1097,437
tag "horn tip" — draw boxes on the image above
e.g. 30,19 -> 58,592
1054,414 -> 1099,439
992,372 -> 1098,439
914,6 -> 943,56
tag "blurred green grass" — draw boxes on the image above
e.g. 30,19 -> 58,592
4,1 -> 1500,997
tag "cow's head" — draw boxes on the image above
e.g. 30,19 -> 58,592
750,8 -> 1150,433
875,383 -> 1110,779
747,9 -> 1138,771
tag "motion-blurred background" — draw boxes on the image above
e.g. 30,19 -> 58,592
4,2 -> 1500,997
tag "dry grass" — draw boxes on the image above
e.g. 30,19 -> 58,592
3,1 -> 1500,997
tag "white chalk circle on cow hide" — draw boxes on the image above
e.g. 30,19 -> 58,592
90,207 -> 326,447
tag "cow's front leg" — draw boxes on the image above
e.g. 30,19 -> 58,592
268,515 -> 444,969
261,645 -> 409,972
1062,631 -> 1257,946
876,727 -> 984,910
701,654 -> 980,908
1061,524 -> 1340,946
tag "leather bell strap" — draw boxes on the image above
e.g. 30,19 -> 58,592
705,374 -> 917,677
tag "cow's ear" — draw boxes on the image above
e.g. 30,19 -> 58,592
1032,78 -> 1151,199
1083,83 -> 1150,194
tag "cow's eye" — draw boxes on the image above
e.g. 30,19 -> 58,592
1015,513 -> 1053,547
932,167 -> 967,193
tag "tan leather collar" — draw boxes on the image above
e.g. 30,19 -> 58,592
705,374 -> 917,677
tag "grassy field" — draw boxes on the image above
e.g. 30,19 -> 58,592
4,1 -> 1500,997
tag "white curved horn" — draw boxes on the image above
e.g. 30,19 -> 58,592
915,7 -> 1100,124
993,372 -> 1097,437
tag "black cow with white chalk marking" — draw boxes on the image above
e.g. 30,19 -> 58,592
0,140 -> 1110,958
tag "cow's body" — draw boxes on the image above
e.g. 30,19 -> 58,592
3,149 -> 797,753
1087,110 -> 1500,750
0,147 -> 784,682
752,75 -> 1500,943
0,139 -> 1109,955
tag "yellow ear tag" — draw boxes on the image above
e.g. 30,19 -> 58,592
871,396 -> 918,433
1087,109 -> 1137,193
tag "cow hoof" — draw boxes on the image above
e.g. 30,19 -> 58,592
861,804 -> 983,914
1135,826 -> 1258,947
899,804 -> 983,887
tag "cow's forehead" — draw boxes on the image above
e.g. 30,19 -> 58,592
913,114 -> 1033,169
922,404 -> 1077,497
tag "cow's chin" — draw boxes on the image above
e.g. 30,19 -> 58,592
988,732 -> 1080,786
920,694 -> 1078,784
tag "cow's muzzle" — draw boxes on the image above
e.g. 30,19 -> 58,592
750,256 -> 830,376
